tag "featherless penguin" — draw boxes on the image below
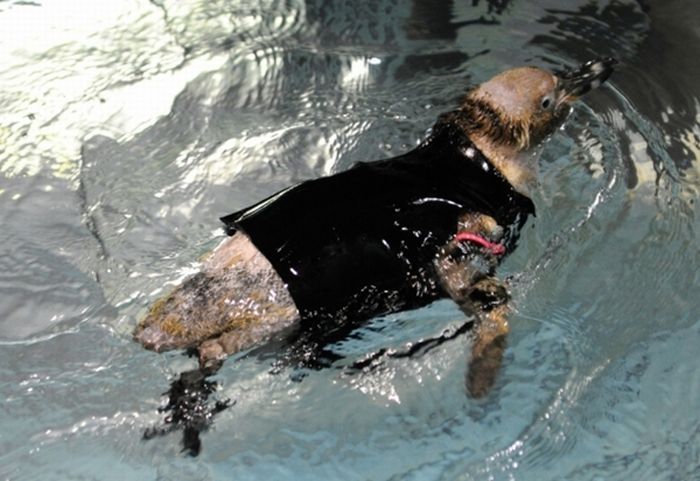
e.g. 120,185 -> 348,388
135,58 -> 615,397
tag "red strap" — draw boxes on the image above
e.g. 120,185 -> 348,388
454,232 -> 505,256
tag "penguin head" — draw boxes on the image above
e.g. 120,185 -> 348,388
467,67 -> 565,149
453,58 -> 616,194
463,58 -> 616,150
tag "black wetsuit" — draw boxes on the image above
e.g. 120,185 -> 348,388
221,122 -> 534,323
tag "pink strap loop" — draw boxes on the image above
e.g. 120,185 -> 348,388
454,232 -> 505,256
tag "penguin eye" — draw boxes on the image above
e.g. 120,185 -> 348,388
541,96 -> 553,110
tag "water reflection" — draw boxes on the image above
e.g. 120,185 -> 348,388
0,0 -> 699,479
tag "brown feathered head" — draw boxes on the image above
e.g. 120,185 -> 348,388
456,58 -> 616,150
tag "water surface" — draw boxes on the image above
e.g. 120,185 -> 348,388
1,1 -> 699,479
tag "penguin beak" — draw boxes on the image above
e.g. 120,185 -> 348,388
556,58 -> 617,104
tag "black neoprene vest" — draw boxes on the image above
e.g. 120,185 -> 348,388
221,122 -> 535,322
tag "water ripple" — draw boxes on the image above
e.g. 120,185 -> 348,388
2,1 -> 700,479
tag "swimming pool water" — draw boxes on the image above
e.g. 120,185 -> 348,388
1,0 -> 699,479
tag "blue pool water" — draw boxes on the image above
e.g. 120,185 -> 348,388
1,0 -> 699,479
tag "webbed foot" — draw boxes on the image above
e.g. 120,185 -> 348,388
143,364 -> 232,456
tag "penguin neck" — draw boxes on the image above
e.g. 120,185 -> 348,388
468,132 -> 540,197
434,105 -> 540,197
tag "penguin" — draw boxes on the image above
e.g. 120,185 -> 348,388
134,58 -> 615,397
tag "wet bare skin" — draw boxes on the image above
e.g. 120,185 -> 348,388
134,232 -> 299,367
433,213 -> 511,397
